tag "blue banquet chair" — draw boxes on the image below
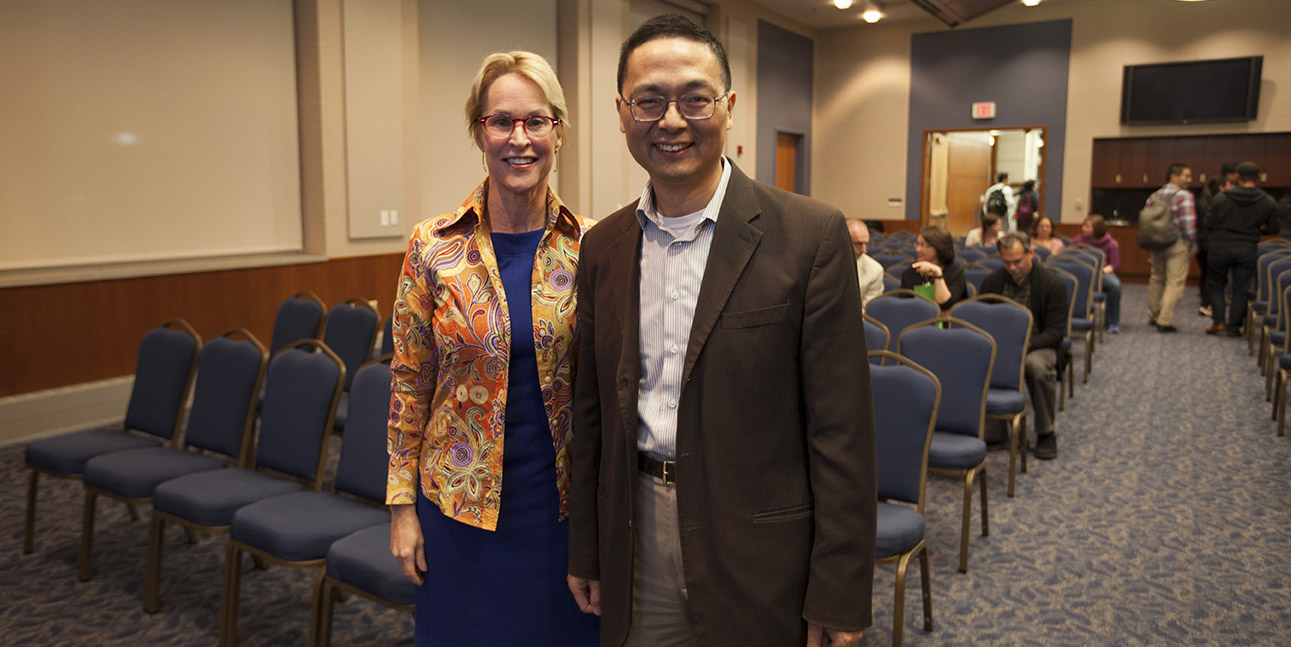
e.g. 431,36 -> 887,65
78,329 -> 267,581
1047,257 -> 1097,384
24,319 -> 200,554
867,290 -> 940,352
268,291 -> 327,354
220,358 -> 394,647
322,297 -> 380,432
951,295 -> 1034,498
143,339 -> 345,613
868,350 -> 939,647
312,523 -> 415,647
897,317 -> 995,573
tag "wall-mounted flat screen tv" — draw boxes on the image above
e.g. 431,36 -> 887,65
1121,56 -> 1262,125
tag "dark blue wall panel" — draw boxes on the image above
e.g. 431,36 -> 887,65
906,19 -> 1071,220
757,20 -> 813,193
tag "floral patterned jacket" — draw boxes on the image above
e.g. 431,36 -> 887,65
386,179 -> 587,531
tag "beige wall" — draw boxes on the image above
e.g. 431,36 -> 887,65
1,0 -> 816,288
814,0 -> 1291,225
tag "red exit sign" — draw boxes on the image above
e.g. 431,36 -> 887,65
972,102 -> 996,119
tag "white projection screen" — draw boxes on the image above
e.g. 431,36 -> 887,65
0,0 -> 302,271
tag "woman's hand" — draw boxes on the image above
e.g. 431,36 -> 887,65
390,504 -> 426,585
911,260 -> 944,279
1103,265 -> 1114,274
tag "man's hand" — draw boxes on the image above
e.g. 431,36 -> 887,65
567,575 -> 602,615
390,504 -> 426,586
807,622 -> 863,647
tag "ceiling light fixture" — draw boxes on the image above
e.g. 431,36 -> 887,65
833,0 -> 854,9
861,3 -> 883,23
1021,0 -> 1042,6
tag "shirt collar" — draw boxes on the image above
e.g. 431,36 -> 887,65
635,156 -> 732,232
436,178 -> 582,239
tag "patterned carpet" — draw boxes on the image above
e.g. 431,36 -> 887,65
3,283 -> 1290,646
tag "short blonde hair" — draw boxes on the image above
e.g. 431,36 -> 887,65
465,51 -> 568,146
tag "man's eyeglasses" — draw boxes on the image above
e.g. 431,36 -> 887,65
621,93 -> 728,122
478,114 -> 560,139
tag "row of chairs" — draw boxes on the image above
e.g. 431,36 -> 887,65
869,301 -> 1030,646
870,243 -> 1107,402
1241,239 -> 1291,435
24,308 -> 411,645
866,275 -> 1120,644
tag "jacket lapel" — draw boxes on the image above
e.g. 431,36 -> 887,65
681,166 -> 763,387
606,211 -> 644,444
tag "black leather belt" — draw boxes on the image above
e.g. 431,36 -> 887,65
637,452 -> 676,484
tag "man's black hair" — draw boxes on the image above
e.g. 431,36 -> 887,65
617,14 -> 732,95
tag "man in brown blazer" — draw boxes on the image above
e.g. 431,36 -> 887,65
567,14 -> 876,647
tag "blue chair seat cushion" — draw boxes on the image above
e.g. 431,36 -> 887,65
26,427 -> 163,476
231,491 -> 389,562
1071,318 -> 1094,332
927,432 -> 987,471
326,524 -> 414,605
985,389 -> 1026,415
1252,300 -> 1268,314
1263,314 -> 1277,327
1279,353 -> 1291,371
1273,331 -> 1286,346
1093,293 -> 1105,303
875,501 -> 925,559
152,469 -> 304,527
84,447 -> 228,499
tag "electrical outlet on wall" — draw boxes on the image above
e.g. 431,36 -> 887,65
390,209 -> 398,225
380,210 -> 390,227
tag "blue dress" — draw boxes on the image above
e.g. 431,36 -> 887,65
414,228 -> 599,646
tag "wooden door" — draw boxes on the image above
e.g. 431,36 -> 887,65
776,132 -> 799,193
943,132 -> 993,236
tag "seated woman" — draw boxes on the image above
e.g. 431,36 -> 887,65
1032,215 -> 1065,255
963,212 -> 1002,248
1070,214 -> 1123,334
901,225 -> 968,311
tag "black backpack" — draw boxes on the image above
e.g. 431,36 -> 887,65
986,188 -> 1008,216
1137,189 -> 1181,250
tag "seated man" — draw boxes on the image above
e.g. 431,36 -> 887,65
980,232 -> 1069,460
847,218 -> 886,310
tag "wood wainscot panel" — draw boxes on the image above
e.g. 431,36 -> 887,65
0,254 -> 405,397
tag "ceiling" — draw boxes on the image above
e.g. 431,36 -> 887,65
743,0 -> 1078,30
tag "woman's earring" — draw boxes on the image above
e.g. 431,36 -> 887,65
481,153 -> 488,174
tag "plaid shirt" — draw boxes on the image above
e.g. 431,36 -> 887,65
386,179 -> 589,531
1153,183 -> 1197,248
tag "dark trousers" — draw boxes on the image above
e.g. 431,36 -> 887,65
1197,248 -> 1210,307
1207,245 -> 1257,330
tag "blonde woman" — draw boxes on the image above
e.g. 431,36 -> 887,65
387,51 -> 598,646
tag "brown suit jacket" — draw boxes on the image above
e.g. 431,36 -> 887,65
569,163 -> 877,646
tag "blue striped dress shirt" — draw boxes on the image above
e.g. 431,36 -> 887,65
635,158 -> 733,459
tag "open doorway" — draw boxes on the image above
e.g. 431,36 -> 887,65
921,127 -> 1046,236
